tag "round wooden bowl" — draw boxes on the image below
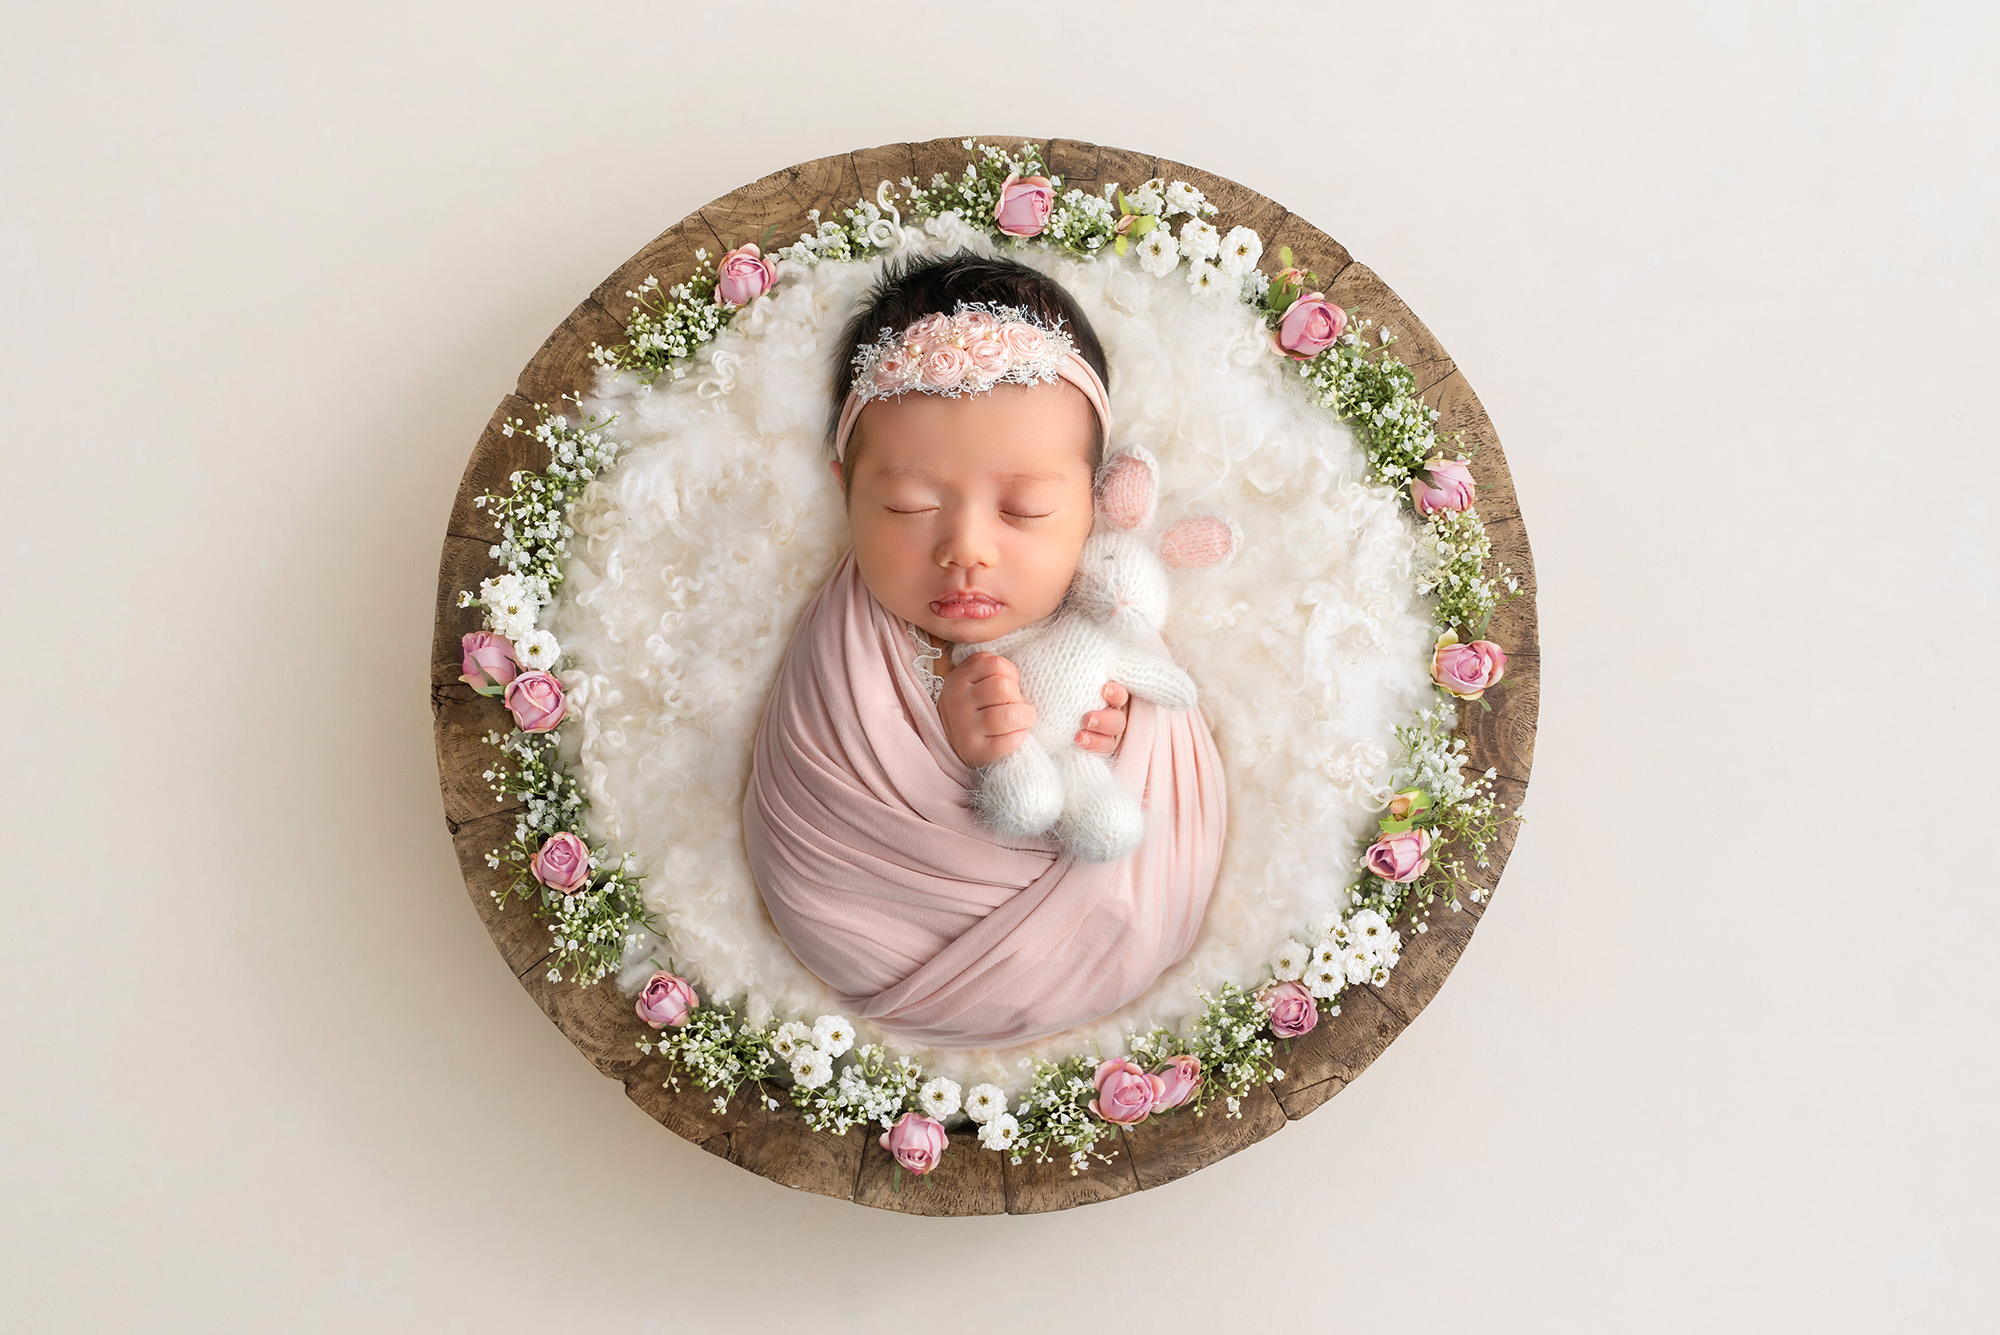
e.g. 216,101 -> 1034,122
431,137 -> 1539,1214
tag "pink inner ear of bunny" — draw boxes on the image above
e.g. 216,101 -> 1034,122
1096,454 -> 1155,531
1158,516 -> 1237,570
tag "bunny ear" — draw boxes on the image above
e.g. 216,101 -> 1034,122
1158,515 -> 1240,571
1095,444 -> 1158,532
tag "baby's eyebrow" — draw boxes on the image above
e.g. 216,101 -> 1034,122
874,463 -> 1075,484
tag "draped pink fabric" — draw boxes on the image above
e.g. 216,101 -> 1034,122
742,549 -> 1227,1048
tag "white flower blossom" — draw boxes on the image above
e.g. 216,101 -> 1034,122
963,1083 -> 1007,1124
978,1112 -> 1021,1151
918,1077 -> 962,1120
1177,217 -> 1220,261
790,1048 -> 833,1089
813,1015 -> 855,1056
1123,183 -> 1163,215
1306,961 -> 1346,1000
1348,909 -> 1392,949
1270,939 -> 1310,982
1136,227 -> 1180,277
1218,225 -> 1263,276
1343,946 -> 1377,986
771,1020 -> 813,1059
1163,180 -> 1205,217
514,628 -> 560,671
1185,258 -> 1224,295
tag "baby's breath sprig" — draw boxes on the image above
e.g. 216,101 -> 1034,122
591,252 -> 729,385
1008,1052 -> 1121,1173
791,1043 -> 922,1136
640,1001 -> 776,1113
1179,982 -> 1282,1118
464,397 -> 622,604
1342,704 -> 1512,929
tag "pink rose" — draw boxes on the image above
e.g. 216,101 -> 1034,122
966,337 -> 1011,379
993,172 -> 1055,237
1364,826 -> 1433,883
1432,631 -> 1507,700
1411,458 -> 1476,515
999,321 -> 1046,361
1088,1057 -> 1165,1126
879,1111 -> 948,1175
502,669 -> 567,733
529,831 -> 591,894
635,972 -> 698,1028
923,344 -> 969,389
1262,980 -> 1319,1038
713,243 -> 776,306
906,312 -> 951,349
1150,1055 -> 1203,1111
956,310 -> 999,341
1272,292 -> 1347,360
458,631 -> 518,692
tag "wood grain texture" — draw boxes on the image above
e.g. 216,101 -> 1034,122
431,137 -> 1538,1214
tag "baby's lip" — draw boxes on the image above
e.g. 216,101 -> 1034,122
931,591 -> 1003,619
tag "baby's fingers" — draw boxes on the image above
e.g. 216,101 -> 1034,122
1075,707 -> 1127,753
1102,681 -> 1130,709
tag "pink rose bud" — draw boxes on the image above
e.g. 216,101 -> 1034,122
992,172 -> 1055,238
459,631 -> 519,692
879,1111 -> 948,1175
635,972 -> 698,1028
1088,1057 -> 1165,1126
999,321 -> 1046,361
1364,826 -> 1433,883
713,243 -> 776,306
1411,458 -> 1477,515
1272,292 -> 1347,360
1431,631 -> 1508,700
1262,980 -> 1319,1038
1384,788 -> 1431,822
1150,1055 -> 1203,1111
529,831 -> 591,894
502,669 -> 567,733
922,344 -> 969,389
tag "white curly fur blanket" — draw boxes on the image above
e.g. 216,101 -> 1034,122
549,218 -> 1436,1094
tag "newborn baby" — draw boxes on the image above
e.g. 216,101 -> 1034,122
741,252 -> 1227,1049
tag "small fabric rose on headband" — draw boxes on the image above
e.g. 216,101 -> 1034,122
923,344 -> 969,389
907,312 -> 952,349
967,338 -> 1011,379
999,321 -> 1046,361
957,309 -> 998,341
871,346 -> 916,395
993,172 -> 1055,238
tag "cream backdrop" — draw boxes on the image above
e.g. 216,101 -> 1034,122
4,2 -> 1994,1330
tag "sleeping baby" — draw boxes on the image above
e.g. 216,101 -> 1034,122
741,252 -> 1228,1049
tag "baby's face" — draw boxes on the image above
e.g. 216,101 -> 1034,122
836,381 -> 1097,644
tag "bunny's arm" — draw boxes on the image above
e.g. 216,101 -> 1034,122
1110,645 -> 1199,712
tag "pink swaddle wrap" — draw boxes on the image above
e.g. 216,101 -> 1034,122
742,548 -> 1226,1049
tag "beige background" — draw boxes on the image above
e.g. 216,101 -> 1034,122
5,1 -> 1994,1329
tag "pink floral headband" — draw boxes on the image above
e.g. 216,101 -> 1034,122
831,301 -> 1112,462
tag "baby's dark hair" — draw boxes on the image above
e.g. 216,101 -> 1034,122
829,252 -> 1110,491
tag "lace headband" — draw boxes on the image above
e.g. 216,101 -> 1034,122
831,301 -> 1112,462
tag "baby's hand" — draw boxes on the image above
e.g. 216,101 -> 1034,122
1075,682 -> 1131,756
939,652 -> 1037,768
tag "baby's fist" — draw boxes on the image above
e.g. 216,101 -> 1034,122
939,652 -> 1037,768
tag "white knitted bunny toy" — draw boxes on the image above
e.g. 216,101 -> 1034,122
950,445 -> 1239,861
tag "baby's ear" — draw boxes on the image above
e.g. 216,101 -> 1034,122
1096,444 -> 1158,532
1158,515 -> 1240,571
